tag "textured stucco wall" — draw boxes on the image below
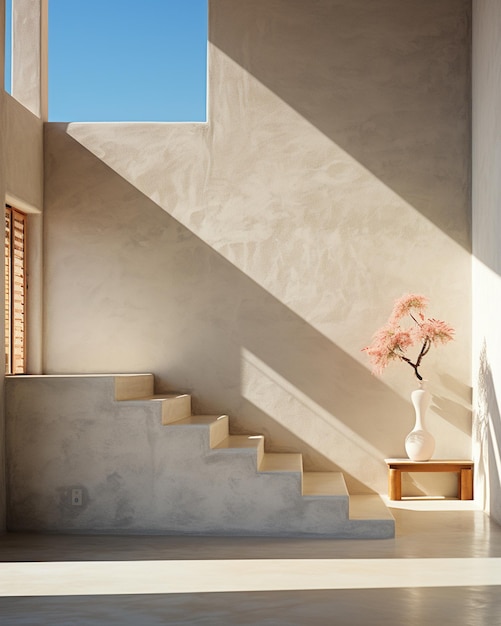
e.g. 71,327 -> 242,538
4,94 -> 43,209
1,0 -> 45,531
1,0 -> 6,532
472,0 -> 501,523
11,0 -> 47,119
42,0 -> 471,496
4,0 -> 45,209
4,94 -> 44,375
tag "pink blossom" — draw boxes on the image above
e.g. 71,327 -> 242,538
363,295 -> 454,381
363,325 -> 413,375
415,318 -> 455,345
389,293 -> 428,323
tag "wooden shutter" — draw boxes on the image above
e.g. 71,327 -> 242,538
5,209 -> 11,372
5,206 -> 26,374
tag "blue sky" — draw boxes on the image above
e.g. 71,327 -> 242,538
5,0 -> 208,122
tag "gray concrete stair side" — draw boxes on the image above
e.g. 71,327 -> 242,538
5,373 -> 395,538
6,374 -> 158,419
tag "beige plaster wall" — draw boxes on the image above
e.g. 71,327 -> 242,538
472,0 -> 501,523
1,0 -> 6,531
43,0 -> 471,495
4,94 -> 43,209
11,0 -> 47,119
4,94 -> 44,375
1,0 -> 44,530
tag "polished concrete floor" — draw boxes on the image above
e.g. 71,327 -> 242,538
0,500 -> 500,625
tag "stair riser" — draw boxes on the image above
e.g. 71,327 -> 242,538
209,416 -> 230,447
206,449 -> 263,474
161,396 -> 192,424
114,375 -> 154,400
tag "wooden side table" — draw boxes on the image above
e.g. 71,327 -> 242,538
385,459 -> 474,501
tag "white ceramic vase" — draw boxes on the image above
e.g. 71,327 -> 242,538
404,382 -> 435,461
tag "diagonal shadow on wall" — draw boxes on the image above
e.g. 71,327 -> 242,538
209,0 -> 472,254
43,127 -> 417,493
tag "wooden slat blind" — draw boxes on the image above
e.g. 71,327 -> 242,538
5,210 -> 11,372
5,206 -> 26,374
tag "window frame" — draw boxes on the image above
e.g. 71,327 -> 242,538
5,204 -> 27,375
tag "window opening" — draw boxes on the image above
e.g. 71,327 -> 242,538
48,0 -> 208,122
5,205 -> 26,374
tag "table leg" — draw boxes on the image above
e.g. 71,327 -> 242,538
389,468 -> 402,500
460,468 -> 473,500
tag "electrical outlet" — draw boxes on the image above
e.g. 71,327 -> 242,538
71,488 -> 83,506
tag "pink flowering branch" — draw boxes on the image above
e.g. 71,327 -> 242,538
363,294 -> 454,381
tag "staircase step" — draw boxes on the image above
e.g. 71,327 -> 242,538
169,415 -> 225,426
114,374 -> 154,400
302,472 -> 348,497
153,394 -> 192,424
349,495 -> 395,521
259,453 -> 303,473
213,435 -> 265,466
118,393 -> 192,424
214,435 -> 264,450
168,414 -> 229,447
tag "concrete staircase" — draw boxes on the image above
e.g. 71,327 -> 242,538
6,373 -> 394,538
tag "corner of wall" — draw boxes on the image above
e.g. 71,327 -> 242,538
471,0 -> 501,525
0,0 -> 8,533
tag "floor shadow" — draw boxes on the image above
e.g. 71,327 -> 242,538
2,586 -> 501,626
209,0 -> 471,252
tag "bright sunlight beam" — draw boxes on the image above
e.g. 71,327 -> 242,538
1,558 -> 501,597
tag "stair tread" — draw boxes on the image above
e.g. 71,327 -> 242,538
259,453 -> 303,473
169,415 -> 228,426
214,435 -> 264,450
302,472 -> 348,497
126,393 -> 190,401
349,495 -> 395,521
